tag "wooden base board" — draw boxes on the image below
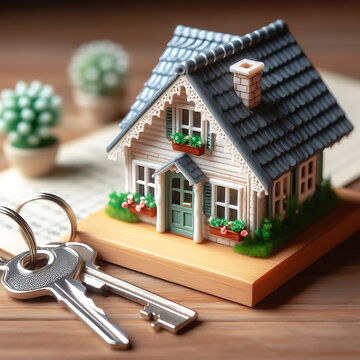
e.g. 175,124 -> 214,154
75,201 -> 360,307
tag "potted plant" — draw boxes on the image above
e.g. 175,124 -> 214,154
122,192 -> 157,217
169,132 -> 205,156
105,191 -> 139,223
68,40 -> 129,124
209,217 -> 248,242
0,80 -> 62,177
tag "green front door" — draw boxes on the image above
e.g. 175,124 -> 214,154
166,171 -> 194,237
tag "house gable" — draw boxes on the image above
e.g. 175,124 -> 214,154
107,75 -> 266,193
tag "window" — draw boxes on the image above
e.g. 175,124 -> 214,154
210,180 -> 244,221
133,161 -> 158,197
272,173 -> 290,217
298,155 -> 316,202
176,107 -> 202,137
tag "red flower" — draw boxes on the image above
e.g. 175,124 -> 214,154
220,225 -> 228,234
241,230 -> 248,237
135,204 -> 142,212
127,198 -> 134,205
121,201 -> 128,208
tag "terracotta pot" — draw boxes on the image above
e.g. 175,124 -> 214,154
128,203 -> 157,217
209,225 -> 243,242
169,139 -> 205,156
73,89 -> 124,124
4,140 -> 59,177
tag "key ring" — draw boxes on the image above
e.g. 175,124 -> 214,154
16,192 -> 78,243
0,206 -> 37,269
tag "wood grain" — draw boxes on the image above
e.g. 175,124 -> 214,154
0,2 -> 359,359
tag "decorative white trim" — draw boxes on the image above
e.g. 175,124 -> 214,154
155,172 -> 166,232
107,75 -> 265,193
193,182 -> 204,243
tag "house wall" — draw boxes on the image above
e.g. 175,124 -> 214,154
125,86 -> 266,245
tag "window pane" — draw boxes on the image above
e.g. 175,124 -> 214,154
216,205 -> 225,218
182,109 -> 189,125
172,178 -> 180,189
229,208 -> 238,221
182,128 -> 189,135
283,177 -> 287,195
184,192 -> 192,204
301,182 -> 305,194
275,200 -> 280,215
301,165 -> 305,178
308,177 -> 312,189
216,186 -> 225,202
193,111 -> 201,128
172,190 -> 180,205
275,181 -> 280,197
283,198 -> 287,212
149,187 -> 155,197
309,161 -> 313,174
138,166 -> 144,181
229,188 -> 238,206
149,168 -> 155,183
184,180 -> 192,191
193,131 -> 201,137
138,184 -> 145,196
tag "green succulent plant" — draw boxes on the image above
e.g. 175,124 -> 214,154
69,40 -> 129,96
0,81 -> 62,149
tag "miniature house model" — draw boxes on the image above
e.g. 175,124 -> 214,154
107,20 -> 353,246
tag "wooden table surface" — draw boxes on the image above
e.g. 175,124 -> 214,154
0,2 -> 359,359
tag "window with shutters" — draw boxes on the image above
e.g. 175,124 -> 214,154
132,160 -> 159,197
209,179 -> 244,221
298,155 -> 316,202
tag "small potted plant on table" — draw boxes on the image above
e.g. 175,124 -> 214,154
209,217 -> 248,242
169,132 -> 205,156
0,81 -> 62,177
69,40 -> 129,124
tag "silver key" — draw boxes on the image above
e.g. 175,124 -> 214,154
0,246 -> 130,349
60,242 -> 198,333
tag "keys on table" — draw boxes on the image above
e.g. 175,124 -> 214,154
59,242 -> 198,333
0,245 -> 130,349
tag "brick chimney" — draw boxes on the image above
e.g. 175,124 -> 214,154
230,59 -> 264,109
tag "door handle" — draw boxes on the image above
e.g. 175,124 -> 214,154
182,202 -> 192,208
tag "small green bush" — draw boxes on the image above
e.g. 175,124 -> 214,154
209,217 -> 228,228
144,193 -> 156,208
172,132 -> 187,145
189,134 -> 203,147
0,81 -> 62,149
105,191 -> 138,223
234,180 -> 339,258
230,219 -> 246,232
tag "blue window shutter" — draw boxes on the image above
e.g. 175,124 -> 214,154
206,122 -> 212,150
203,182 -> 212,217
166,107 -> 173,139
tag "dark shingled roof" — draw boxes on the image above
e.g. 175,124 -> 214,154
153,153 -> 205,185
108,20 -> 353,189
120,25 -> 239,130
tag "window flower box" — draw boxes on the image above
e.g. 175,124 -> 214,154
121,192 -> 157,217
169,132 -> 205,156
128,203 -> 157,217
208,217 -> 248,242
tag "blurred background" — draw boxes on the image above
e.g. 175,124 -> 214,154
0,0 -> 359,169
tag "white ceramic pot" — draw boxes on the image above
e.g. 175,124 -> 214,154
4,140 -> 59,177
74,89 -> 124,124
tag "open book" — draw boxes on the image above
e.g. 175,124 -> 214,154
0,71 -> 359,257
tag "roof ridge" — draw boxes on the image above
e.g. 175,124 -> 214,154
176,19 -> 288,75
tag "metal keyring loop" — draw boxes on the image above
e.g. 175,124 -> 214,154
0,206 -> 37,269
16,192 -> 78,244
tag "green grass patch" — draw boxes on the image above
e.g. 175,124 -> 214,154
104,191 -> 138,223
233,179 -> 339,258
105,205 -> 138,223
